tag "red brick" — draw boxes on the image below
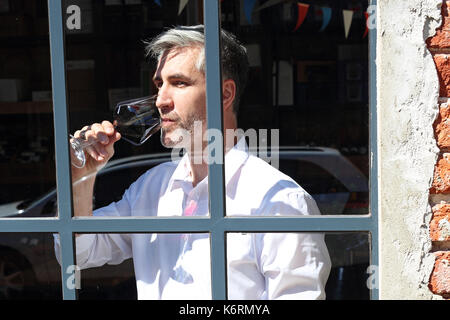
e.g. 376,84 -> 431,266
428,30 -> 450,48
427,1 -> 450,48
434,102 -> 450,149
430,153 -> 450,194
432,54 -> 450,97
430,203 -> 450,241
429,251 -> 450,297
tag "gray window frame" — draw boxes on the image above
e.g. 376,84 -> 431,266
0,0 -> 379,300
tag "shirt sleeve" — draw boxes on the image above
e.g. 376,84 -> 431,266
52,164 -> 168,270
53,183 -> 136,270
256,190 -> 332,300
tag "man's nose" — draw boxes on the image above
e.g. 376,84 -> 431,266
155,86 -> 173,111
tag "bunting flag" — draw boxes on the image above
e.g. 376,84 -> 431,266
254,0 -> 284,12
319,6 -> 332,32
363,11 -> 369,38
178,0 -> 189,15
343,9 -> 354,38
293,3 -> 310,32
244,0 -> 257,24
154,0 -> 161,6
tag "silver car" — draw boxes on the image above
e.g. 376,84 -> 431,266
0,147 -> 370,299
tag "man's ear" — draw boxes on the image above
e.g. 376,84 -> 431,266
222,79 -> 236,112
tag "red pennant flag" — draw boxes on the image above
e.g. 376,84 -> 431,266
363,11 -> 369,38
293,3 -> 310,32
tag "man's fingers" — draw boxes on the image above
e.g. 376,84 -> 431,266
93,142 -> 109,160
84,145 -> 101,162
72,121 -> 121,165
110,130 -> 121,143
102,120 -> 115,134
74,125 -> 90,139
76,123 -> 107,145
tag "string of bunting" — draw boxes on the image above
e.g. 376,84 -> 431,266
252,0 -> 369,38
156,0 -> 369,39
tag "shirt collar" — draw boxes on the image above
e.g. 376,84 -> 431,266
168,137 -> 249,191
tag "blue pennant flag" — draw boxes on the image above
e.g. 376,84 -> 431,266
319,7 -> 332,32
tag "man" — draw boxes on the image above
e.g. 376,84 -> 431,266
55,25 -> 331,300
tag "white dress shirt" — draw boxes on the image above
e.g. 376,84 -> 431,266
55,137 -> 331,299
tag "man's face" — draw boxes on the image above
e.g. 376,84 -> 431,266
153,46 -> 207,149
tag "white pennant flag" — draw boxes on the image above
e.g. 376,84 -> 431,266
178,0 -> 189,15
343,10 -> 354,38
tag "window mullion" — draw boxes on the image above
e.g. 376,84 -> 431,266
204,0 -> 227,300
369,0 -> 379,300
48,0 -> 77,300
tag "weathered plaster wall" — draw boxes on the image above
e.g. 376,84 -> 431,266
377,0 -> 444,299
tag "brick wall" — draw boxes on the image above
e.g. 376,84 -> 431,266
426,0 -> 450,300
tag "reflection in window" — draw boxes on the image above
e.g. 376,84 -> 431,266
279,157 -> 369,215
226,232 -> 370,300
0,233 -> 61,300
0,1 -> 55,206
73,233 -> 211,300
325,232 -> 370,300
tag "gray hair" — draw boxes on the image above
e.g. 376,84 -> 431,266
144,25 -> 249,115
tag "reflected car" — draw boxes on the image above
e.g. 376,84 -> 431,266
0,147 -> 370,299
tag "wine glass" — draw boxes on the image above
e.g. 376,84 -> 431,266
70,95 -> 161,168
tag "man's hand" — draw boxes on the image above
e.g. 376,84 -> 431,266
69,120 -> 121,218
71,120 -> 121,182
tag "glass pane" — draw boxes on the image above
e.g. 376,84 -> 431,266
77,257 -> 136,300
278,157 -> 369,215
73,233 -> 210,300
226,232 -> 370,300
324,232 -> 371,300
63,1 -> 213,218
0,233 -> 62,299
0,1 -> 56,217
222,0 -> 370,215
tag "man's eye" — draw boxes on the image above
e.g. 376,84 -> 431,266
174,81 -> 188,87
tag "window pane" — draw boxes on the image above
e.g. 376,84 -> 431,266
0,233 -> 62,299
224,145 -> 369,216
63,1 -> 212,218
0,1 -> 56,217
223,0 -> 370,216
324,232 -> 371,300
73,233 -> 211,300
226,232 -> 370,300
77,257 -> 136,300
65,1 -> 203,160
278,157 -> 368,215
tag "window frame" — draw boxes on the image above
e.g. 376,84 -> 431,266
0,0 -> 378,300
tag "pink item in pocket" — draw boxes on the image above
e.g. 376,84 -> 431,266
183,200 -> 197,216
